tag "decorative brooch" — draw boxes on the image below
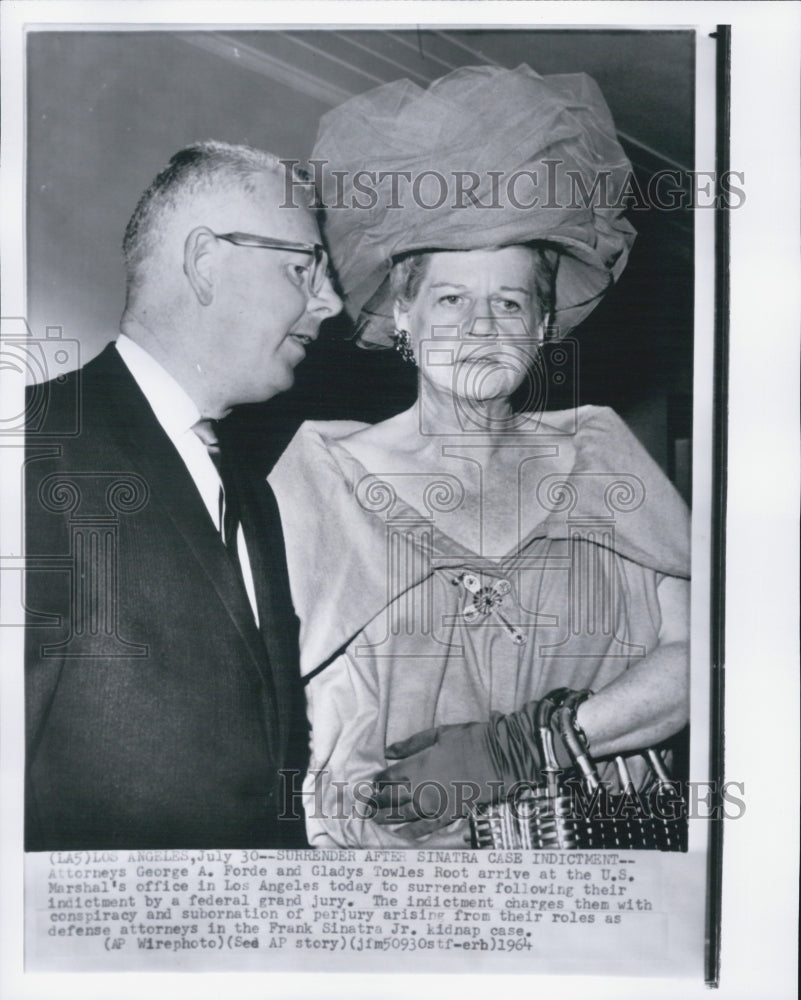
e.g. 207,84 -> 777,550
456,572 -> 527,646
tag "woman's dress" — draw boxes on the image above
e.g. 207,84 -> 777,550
269,406 -> 690,847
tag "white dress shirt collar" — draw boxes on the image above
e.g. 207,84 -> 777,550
115,333 -> 201,435
114,334 -> 260,624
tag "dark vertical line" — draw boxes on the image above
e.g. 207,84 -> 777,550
705,22 -> 731,990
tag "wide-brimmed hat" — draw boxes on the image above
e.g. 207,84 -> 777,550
310,64 -> 636,347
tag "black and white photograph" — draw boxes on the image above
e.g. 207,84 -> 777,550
0,2 -> 798,997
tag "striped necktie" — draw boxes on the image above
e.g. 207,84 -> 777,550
192,418 -> 241,561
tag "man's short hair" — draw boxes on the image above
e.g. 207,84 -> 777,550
122,140 -> 313,293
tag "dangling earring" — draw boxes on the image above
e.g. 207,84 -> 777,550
393,328 -> 416,365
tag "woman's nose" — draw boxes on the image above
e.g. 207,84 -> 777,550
467,306 -> 499,338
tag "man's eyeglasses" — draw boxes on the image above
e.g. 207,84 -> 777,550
214,231 -> 329,295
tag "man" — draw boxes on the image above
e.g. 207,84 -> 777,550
25,141 -> 342,849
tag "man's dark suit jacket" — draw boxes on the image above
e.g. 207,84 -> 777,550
25,344 -> 309,849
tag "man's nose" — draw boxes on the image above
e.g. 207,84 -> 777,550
307,273 -> 343,318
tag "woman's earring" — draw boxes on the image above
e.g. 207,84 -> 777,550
393,328 -> 416,365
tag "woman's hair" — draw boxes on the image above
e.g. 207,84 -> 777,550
390,252 -> 434,305
390,245 -> 558,328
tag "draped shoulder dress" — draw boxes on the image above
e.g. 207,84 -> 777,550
269,406 -> 690,848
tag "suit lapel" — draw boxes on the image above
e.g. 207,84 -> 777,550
85,346 -> 281,747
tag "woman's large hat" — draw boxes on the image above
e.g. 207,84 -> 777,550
310,64 -> 636,346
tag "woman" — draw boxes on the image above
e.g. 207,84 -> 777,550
270,66 -> 690,848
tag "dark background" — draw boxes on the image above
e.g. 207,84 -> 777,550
27,29 -> 694,492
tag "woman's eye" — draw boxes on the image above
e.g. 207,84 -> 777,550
495,298 -> 522,313
438,294 -> 464,307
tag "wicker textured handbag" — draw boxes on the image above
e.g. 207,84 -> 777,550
469,690 -> 687,851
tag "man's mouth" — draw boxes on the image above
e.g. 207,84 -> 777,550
288,332 -> 315,348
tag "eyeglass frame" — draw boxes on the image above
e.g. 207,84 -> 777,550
213,231 -> 329,295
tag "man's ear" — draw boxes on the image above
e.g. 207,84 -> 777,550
183,227 -> 216,306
